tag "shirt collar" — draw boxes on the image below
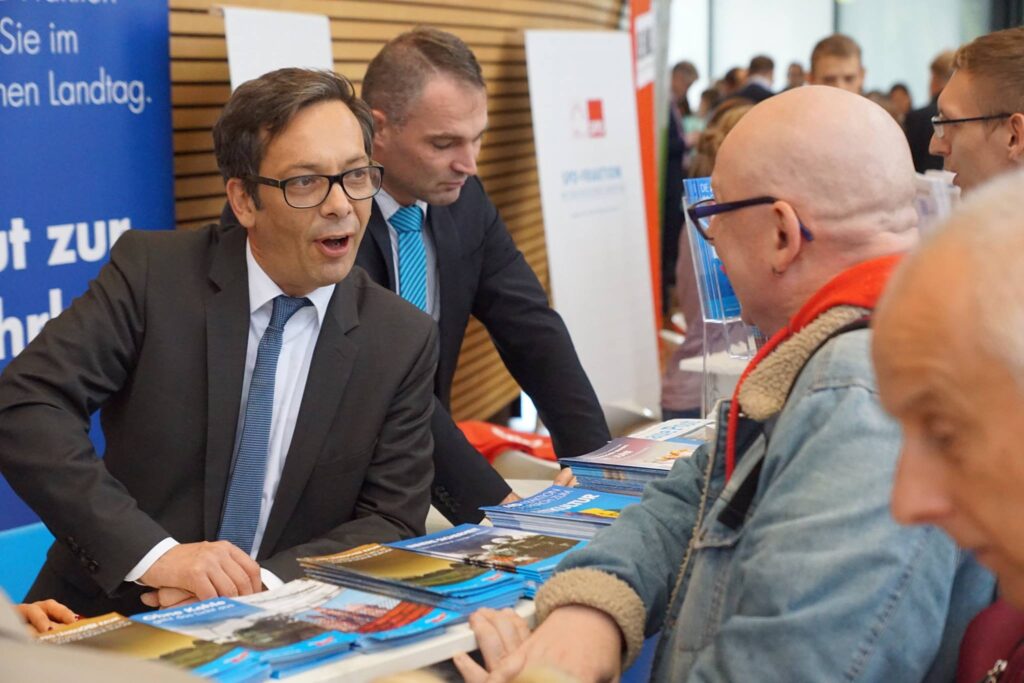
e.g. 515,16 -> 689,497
375,187 -> 429,222
748,74 -> 773,89
245,239 -> 334,324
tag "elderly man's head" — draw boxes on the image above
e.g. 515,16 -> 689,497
874,170 -> 1024,608
929,27 -> 1024,192
706,85 -> 917,334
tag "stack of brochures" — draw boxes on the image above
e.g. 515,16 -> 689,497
479,485 -> 637,540
129,596 -> 358,678
387,524 -> 587,597
562,419 -> 713,495
235,579 -> 462,652
300,544 -> 526,612
37,578 -> 471,679
38,612 -> 272,682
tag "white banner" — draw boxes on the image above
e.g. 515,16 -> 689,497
525,30 -> 659,422
222,7 -> 333,91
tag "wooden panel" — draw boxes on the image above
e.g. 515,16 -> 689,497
171,0 -> 624,422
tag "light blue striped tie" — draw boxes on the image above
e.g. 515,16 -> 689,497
218,294 -> 310,555
391,205 -> 428,311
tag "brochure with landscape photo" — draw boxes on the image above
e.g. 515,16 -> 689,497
132,597 -> 357,674
300,543 -> 525,611
37,612 -> 269,683
238,578 -> 461,649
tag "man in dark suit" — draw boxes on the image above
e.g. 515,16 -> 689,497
904,50 -> 955,173
0,68 -> 437,616
734,55 -> 775,104
359,28 -> 610,523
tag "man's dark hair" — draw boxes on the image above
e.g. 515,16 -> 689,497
213,68 -> 373,206
362,27 -> 485,126
748,55 -> 774,75
672,60 -> 698,80
724,67 -> 745,89
810,34 -> 862,74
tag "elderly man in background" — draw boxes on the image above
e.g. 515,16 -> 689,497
455,86 -> 994,683
928,26 -> 1024,192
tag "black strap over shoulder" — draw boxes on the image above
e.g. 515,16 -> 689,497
716,314 -> 872,530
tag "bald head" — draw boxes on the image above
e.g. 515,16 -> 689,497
708,86 -> 918,333
716,86 -> 917,249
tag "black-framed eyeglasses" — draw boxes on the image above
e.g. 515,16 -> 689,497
685,195 -> 815,243
930,113 -> 1012,139
247,164 -> 384,208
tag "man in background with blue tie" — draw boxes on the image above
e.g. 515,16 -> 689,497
358,28 -> 611,523
0,68 -> 437,616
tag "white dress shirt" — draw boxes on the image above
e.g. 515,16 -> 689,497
374,189 -> 440,320
125,240 -> 334,590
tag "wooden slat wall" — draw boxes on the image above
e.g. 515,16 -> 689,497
170,0 -> 625,421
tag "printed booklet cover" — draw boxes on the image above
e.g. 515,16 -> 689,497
480,486 -> 637,540
37,612 -> 270,683
565,436 -> 702,476
299,543 -> 525,611
388,523 -> 585,594
131,597 -> 357,675
238,578 -> 461,650
628,418 -> 714,444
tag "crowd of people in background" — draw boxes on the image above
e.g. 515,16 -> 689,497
662,32 -> 960,418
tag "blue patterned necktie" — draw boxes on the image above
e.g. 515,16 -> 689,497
391,205 -> 428,311
218,294 -> 311,555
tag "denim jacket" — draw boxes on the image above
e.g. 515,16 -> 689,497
536,307 -> 995,682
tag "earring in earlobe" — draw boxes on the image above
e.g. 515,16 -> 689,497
771,266 -> 783,277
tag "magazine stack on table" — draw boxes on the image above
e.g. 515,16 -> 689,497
561,419 -> 713,495
479,485 -> 637,540
37,612 -> 272,683
387,524 -> 587,597
129,596 -> 359,678
235,578 -> 462,652
299,544 -> 526,612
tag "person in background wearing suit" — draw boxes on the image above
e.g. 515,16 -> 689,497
733,55 -> 775,103
358,28 -> 610,523
0,68 -> 437,616
663,61 -> 699,315
904,50 -> 955,173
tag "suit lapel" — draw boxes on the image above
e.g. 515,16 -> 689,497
259,276 -> 360,555
203,227 -> 250,540
365,201 -> 396,291
426,203 -> 460,378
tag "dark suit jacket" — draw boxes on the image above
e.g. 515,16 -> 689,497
356,177 -> 610,522
0,224 -> 437,616
734,82 -> 774,104
905,99 -> 943,173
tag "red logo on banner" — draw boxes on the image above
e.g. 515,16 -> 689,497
586,99 -> 606,137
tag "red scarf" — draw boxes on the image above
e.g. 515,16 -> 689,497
723,254 -> 902,480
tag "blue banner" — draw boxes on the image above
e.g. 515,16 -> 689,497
0,0 -> 174,530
